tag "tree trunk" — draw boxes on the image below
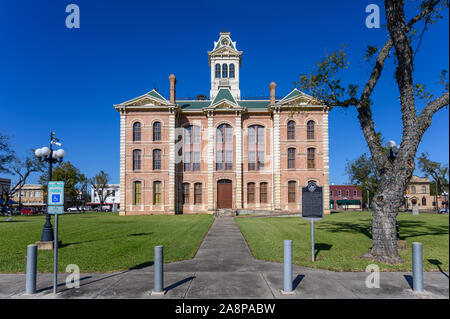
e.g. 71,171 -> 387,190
361,171 -> 407,264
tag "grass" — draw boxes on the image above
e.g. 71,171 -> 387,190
236,211 -> 449,272
0,212 -> 214,273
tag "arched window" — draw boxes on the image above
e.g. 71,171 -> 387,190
222,64 -> 228,78
260,182 -> 268,203
133,181 -> 142,205
248,125 -> 265,171
153,122 -> 161,141
229,64 -> 235,78
133,150 -> 141,171
288,148 -> 296,169
153,181 -> 162,204
307,121 -> 315,140
288,181 -> 296,203
215,64 -> 221,78
182,183 -> 190,204
216,124 -> 233,170
247,183 -> 256,203
422,197 -> 427,206
184,126 -> 201,171
287,121 -> 295,140
194,183 -> 202,204
133,122 -> 141,141
307,148 -> 315,169
153,149 -> 161,170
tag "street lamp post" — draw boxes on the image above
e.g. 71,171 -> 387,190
404,194 -> 409,212
343,196 -> 348,211
35,132 -> 66,242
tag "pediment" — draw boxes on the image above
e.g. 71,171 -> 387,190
277,89 -> 323,107
211,99 -> 238,109
116,90 -> 171,108
210,46 -> 240,56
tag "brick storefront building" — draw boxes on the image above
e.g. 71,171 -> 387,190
329,185 -> 363,210
115,33 -> 330,216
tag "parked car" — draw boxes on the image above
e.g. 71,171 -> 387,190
21,208 -> 37,215
1,206 -> 12,215
94,205 -> 111,212
66,206 -> 83,212
438,208 -> 449,214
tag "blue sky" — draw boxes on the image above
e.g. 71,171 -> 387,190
0,0 -> 448,185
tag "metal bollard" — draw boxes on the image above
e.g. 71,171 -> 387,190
25,244 -> 37,294
412,242 -> 424,292
153,245 -> 164,293
283,240 -> 293,292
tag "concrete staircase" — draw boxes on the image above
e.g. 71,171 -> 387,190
214,209 -> 236,218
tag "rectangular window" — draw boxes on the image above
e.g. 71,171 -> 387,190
307,148 -> 315,169
338,190 -> 341,197
133,181 -> 142,205
247,183 -> 255,204
260,183 -> 268,203
133,150 -> 141,171
153,181 -> 162,204
182,183 -> 190,204
288,148 -> 296,169
194,183 -> 202,204
193,152 -> 200,171
288,181 -> 296,203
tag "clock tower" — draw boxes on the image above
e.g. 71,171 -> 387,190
208,32 -> 242,100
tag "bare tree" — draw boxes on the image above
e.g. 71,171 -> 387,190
297,1 -> 449,263
90,171 -> 112,211
0,153 -> 45,214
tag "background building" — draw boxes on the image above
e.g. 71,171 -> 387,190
89,184 -> 120,211
12,184 -> 45,210
402,175 -> 446,211
329,185 -> 362,210
115,32 -> 330,216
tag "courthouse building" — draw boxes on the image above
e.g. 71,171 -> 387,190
114,32 -> 330,216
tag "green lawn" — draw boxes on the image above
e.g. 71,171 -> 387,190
0,213 -> 214,273
236,211 -> 449,272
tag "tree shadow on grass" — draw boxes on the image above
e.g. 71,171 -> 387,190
128,232 -> 152,237
318,220 -> 448,240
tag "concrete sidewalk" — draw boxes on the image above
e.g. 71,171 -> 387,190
1,217 -> 448,299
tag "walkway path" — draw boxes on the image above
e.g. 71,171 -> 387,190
0,217 -> 448,299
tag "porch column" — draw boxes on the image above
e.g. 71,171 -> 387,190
274,109 -> 281,210
322,110 -> 330,214
119,110 -> 126,216
207,112 -> 215,212
235,113 -> 243,209
168,110 -> 176,213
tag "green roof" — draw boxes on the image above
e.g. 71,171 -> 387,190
178,101 -> 211,110
238,101 -> 270,109
212,88 -> 237,105
147,90 -> 167,101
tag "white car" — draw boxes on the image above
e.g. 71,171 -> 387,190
66,207 -> 83,212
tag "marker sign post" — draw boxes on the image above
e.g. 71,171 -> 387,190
48,181 -> 64,294
301,182 -> 323,262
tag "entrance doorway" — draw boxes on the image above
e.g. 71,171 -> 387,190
217,179 -> 232,209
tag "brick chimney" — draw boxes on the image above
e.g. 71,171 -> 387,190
169,74 -> 176,104
269,82 -> 277,105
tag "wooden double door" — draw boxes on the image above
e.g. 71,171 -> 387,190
217,179 -> 232,209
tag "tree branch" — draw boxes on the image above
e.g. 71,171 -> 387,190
418,92 -> 450,131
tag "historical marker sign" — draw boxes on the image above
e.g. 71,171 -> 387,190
302,182 -> 323,218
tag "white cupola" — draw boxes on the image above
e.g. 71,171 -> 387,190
207,32 -> 242,101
